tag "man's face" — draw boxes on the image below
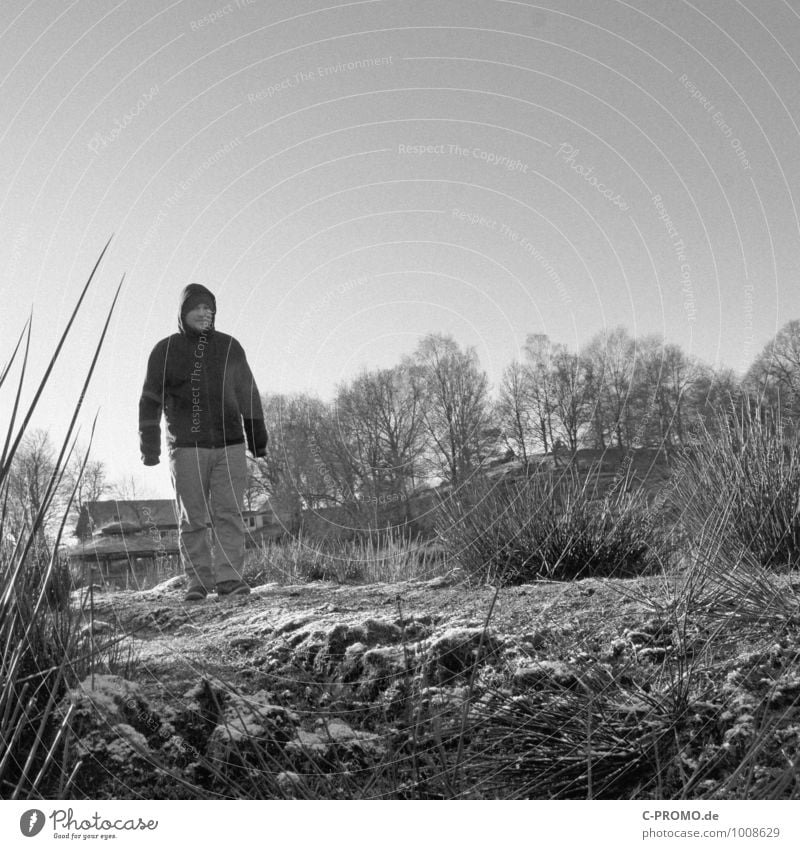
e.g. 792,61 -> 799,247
185,302 -> 213,333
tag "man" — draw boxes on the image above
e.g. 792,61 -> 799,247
138,284 -> 267,602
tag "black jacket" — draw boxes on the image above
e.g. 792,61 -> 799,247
138,284 -> 268,464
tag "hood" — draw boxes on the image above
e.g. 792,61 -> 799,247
178,283 -> 217,337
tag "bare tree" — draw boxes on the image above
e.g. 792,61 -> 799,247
411,334 -> 489,487
6,428 -> 58,545
335,364 -> 427,502
636,337 -> 703,447
60,446 -> 111,533
258,392 -> 335,515
550,346 -> 591,451
109,474 -> 140,500
334,380 -> 384,504
311,404 -> 363,512
581,327 -> 639,449
496,360 -> 536,463
744,319 -> 800,420
687,364 -> 743,436
582,353 -> 607,450
523,333 -> 556,453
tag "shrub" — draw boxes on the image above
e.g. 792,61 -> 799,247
243,530 -> 450,585
434,468 -> 664,585
462,686 -> 676,799
669,407 -> 800,569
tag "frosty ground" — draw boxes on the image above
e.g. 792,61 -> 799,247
61,567 -> 800,799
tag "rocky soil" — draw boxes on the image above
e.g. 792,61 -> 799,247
59,570 -> 800,799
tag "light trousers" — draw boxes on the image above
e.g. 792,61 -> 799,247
168,443 -> 247,589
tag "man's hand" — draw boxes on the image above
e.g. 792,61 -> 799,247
143,456 -> 159,466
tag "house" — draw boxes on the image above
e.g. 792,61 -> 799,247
240,501 -> 295,545
66,499 -> 181,589
73,498 -> 179,542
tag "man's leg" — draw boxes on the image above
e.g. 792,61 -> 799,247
208,443 -> 247,585
169,447 -> 214,590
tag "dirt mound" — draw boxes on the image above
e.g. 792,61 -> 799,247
64,571 -> 800,798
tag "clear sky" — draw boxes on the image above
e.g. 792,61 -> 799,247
2,0 -> 799,497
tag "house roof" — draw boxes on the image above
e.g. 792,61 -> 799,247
64,532 -> 180,561
73,498 -> 285,538
74,499 -> 179,539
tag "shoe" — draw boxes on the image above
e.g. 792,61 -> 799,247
215,580 -> 251,597
184,585 -> 208,602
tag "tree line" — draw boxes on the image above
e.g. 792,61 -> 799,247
5,320 -> 798,543
249,321 -> 796,525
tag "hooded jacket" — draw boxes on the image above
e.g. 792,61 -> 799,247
138,284 -> 268,464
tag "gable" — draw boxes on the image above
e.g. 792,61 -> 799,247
75,499 -> 178,538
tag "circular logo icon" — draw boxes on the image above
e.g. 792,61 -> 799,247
20,810 -> 46,837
